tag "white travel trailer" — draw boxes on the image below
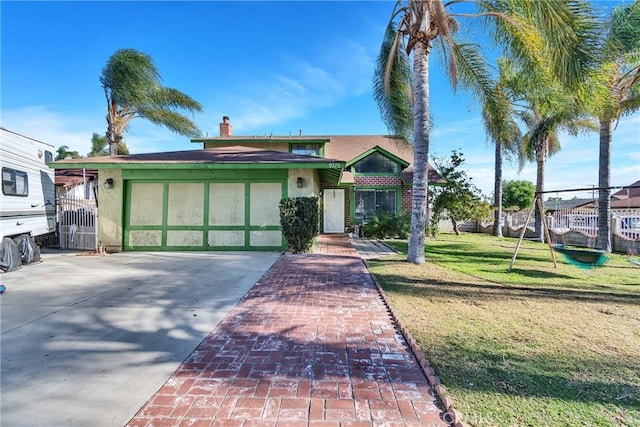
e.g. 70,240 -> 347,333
0,128 -> 56,241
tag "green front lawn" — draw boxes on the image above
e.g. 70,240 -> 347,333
369,233 -> 640,426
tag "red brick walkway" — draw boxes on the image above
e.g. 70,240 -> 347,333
127,235 -> 448,427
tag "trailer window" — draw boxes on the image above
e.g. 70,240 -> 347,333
2,167 -> 28,197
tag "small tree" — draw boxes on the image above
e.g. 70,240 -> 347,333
502,180 -> 535,211
279,197 -> 319,254
55,145 -> 80,160
88,132 -> 129,157
428,151 -> 486,236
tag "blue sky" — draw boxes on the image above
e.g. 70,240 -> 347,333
2,1 -> 638,199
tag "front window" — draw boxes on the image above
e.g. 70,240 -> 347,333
291,144 -> 321,156
353,153 -> 399,174
2,167 -> 28,196
354,189 -> 397,222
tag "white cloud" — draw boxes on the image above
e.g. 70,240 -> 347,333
1,106 -> 104,155
430,112 -> 639,198
1,105 -> 195,155
202,38 -> 375,136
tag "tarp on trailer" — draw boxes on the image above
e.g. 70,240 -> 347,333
0,237 -> 23,273
13,234 -> 42,265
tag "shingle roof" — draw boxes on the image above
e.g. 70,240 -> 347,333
55,169 -> 99,187
191,134 -> 444,184
544,198 -> 596,211
51,145 -> 343,167
611,196 -> 640,209
325,135 -> 412,163
325,135 -> 444,184
613,181 -> 640,199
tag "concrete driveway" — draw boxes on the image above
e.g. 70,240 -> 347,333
0,250 -> 280,427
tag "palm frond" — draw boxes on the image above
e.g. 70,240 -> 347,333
373,20 -> 414,141
482,83 -> 522,154
100,49 -> 161,107
547,132 -> 561,157
482,0 -> 598,91
518,132 -> 535,169
451,41 -> 493,103
619,92 -> 640,115
606,0 -> 640,55
149,87 -> 204,113
562,118 -> 599,136
138,108 -> 202,138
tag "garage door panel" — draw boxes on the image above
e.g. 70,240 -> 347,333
129,230 -> 163,247
250,230 -> 282,247
130,183 -> 163,225
250,183 -> 281,226
167,230 -> 204,247
209,183 -> 244,225
168,183 -> 204,225
208,230 -> 245,247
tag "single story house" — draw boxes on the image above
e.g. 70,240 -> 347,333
51,116 -> 442,252
611,180 -> 640,209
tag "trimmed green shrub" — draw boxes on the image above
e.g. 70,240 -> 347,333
363,212 -> 410,239
279,197 -> 319,253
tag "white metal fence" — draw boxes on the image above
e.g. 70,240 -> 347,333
57,195 -> 98,250
508,207 -> 640,240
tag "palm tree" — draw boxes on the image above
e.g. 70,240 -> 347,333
374,1 -> 495,263
481,60 -> 522,237
585,1 -> 640,252
55,145 -> 80,161
497,55 -> 598,239
518,106 -> 597,239
374,0 -> 596,264
100,48 -> 203,156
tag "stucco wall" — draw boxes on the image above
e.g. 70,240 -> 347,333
98,169 -> 123,252
204,142 -> 289,152
288,169 -> 319,198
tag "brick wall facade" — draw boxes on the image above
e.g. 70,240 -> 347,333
354,176 -> 403,187
401,186 -> 411,214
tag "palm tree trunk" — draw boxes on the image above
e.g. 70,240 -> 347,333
597,119 -> 612,252
535,154 -> 545,242
106,101 -> 122,156
107,129 -> 118,156
407,43 -> 430,265
492,140 -> 503,237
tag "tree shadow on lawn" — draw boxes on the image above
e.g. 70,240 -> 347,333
427,242 -> 564,265
373,261 -> 640,306
433,340 -> 640,410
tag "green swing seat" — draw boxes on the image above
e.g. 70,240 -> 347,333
553,245 -> 608,269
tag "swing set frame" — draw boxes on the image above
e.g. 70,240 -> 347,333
508,185 -> 640,272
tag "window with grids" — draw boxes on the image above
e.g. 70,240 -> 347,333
354,189 -> 396,221
291,144 -> 321,156
2,167 -> 28,196
353,153 -> 399,174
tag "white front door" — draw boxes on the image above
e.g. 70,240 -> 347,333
323,189 -> 345,233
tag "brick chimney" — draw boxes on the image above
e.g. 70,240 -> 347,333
220,116 -> 232,137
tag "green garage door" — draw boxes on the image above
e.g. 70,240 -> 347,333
124,180 -> 285,251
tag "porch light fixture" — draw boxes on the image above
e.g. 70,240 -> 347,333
103,178 -> 114,189
296,177 -> 304,188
